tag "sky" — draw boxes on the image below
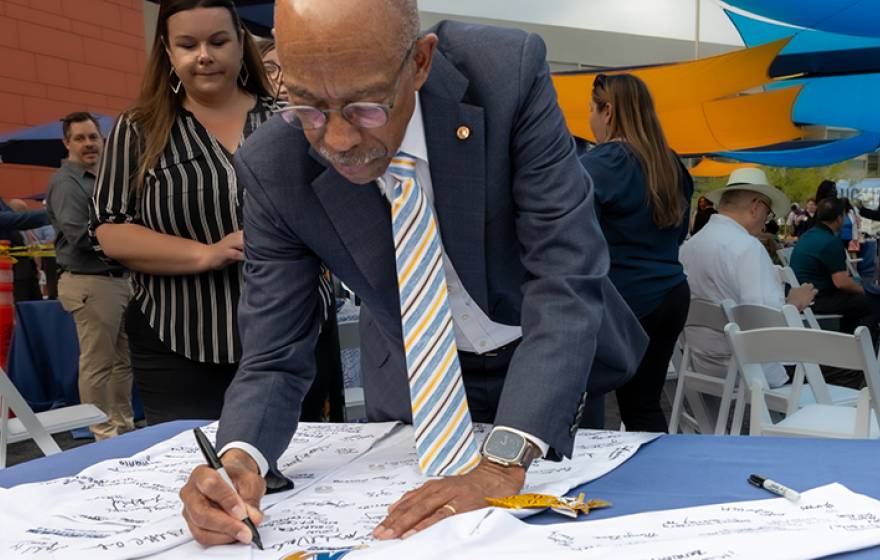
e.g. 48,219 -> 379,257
418,0 -> 746,45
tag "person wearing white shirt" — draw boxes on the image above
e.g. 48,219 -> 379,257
680,168 -> 817,388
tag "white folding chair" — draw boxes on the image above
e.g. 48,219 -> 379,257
776,265 -> 841,330
776,246 -> 793,267
724,303 -> 861,434
669,299 -> 739,435
0,368 -> 107,468
726,324 -> 879,439
337,320 -> 365,422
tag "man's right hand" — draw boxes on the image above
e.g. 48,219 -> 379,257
180,448 -> 266,546
787,283 -> 818,311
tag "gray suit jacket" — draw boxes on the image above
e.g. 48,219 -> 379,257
217,21 -> 647,471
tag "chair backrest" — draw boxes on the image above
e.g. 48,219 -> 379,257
776,265 -> 822,329
725,302 -> 803,331
724,302 -> 831,404
684,298 -> 732,332
777,246 -> 793,267
724,324 -> 880,420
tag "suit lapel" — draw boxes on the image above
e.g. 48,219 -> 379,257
310,157 -> 398,314
420,53 -> 489,311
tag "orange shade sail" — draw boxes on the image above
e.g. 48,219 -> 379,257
551,39 -> 800,153
661,86 -> 803,154
688,158 -> 752,177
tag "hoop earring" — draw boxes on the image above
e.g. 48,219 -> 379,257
169,68 -> 182,94
238,63 -> 249,87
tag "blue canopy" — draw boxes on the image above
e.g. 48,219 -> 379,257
716,132 -> 880,167
724,0 -> 880,38
726,10 -> 880,76
0,114 -> 114,143
0,115 -> 115,167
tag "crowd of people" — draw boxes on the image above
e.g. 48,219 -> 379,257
4,0 -> 878,549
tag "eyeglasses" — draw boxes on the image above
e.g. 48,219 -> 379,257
263,60 -> 282,83
277,41 -> 416,131
756,198 -> 776,221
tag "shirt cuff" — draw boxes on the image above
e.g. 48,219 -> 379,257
490,426 -> 550,458
218,441 -> 269,478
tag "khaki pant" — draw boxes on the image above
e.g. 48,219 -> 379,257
58,273 -> 134,440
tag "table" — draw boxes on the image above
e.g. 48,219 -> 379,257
6,299 -> 143,420
1,423 -> 877,558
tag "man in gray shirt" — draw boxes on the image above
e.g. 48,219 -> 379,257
46,111 -> 133,440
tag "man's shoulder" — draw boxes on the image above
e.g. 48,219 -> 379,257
429,20 -> 530,52
688,216 -> 757,250
428,20 -> 541,82
236,117 -> 313,178
795,226 -> 837,253
46,164 -> 80,197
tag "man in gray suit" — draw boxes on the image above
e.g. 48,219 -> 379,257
181,0 -> 647,547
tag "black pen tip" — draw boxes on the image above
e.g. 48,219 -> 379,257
253,535 -> 264,550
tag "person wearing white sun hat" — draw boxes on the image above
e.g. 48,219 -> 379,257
680,167 -> 817,390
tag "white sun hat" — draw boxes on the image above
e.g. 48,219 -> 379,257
705,167 -> 791,216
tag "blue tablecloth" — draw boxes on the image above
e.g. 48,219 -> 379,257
6,300 -> 143,420
1,423 -> 877,558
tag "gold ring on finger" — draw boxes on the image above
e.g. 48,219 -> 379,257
441,503 -> 457,515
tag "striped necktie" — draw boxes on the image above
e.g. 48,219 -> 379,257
389,152 -> 481,477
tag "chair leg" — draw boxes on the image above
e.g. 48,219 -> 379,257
0,394 -> 7,469
714,363 -> 738,435
731,380 -> 746,435
749,384 -> 765,436
668,372 -> 688,434
855,388 -> 871,438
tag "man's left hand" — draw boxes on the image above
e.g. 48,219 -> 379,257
372,459 -> 526,540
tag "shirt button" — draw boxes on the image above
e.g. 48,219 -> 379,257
461,314 -> 469,320
479,341 -> 487,348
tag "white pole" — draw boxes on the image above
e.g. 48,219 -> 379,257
695,0 -> 701,59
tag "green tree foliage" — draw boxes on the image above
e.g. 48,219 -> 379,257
690,162 -> 861,206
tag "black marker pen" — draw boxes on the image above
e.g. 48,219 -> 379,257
193,428 -> 264,550
748,474 -> 800,502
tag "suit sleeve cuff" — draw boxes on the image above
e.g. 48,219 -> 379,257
491,426 -> 550,458
218,441 -> 269,478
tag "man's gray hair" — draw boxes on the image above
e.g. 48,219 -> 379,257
388,0 -> 420,53
718,189 -> 758,211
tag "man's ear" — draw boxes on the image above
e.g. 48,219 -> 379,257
412,33 -> 438,91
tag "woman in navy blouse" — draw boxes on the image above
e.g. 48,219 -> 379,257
580,74 -> 693,432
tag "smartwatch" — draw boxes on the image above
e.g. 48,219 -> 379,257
481,428 -> 541,470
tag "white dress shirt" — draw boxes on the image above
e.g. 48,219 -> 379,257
222,93 -> 547,474
679,213 -> 789,387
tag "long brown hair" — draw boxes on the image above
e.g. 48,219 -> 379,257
130,0 -> 271,188
592,73 -> 684,228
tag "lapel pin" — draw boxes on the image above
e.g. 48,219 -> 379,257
456,126 -> 471,140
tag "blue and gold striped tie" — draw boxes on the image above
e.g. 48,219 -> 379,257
389,152 -> 481,477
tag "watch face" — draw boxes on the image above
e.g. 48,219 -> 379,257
484,430 -> 524,461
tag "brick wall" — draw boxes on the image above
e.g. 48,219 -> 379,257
0,0 -> 146,199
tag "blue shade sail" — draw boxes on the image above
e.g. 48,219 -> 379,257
716,132 -> 880,167
724,0 -> 880,38
789,74 -> 880,132
726,10 -> 880,76
727,10 -> 880,53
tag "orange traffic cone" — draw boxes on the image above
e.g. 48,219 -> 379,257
0,240 -> 15,370
0,240 -> 15,419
